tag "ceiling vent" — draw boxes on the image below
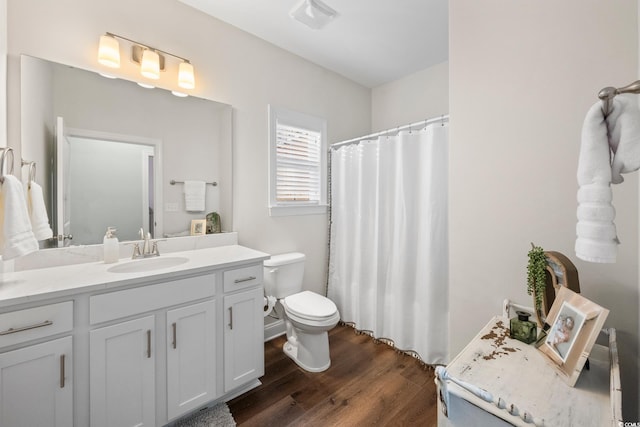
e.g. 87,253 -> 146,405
289,0 -> 338,30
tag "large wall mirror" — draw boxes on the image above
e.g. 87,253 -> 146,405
20,55 -> 233,247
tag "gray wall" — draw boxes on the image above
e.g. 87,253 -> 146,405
6,0 -> 371,295
450,0 -> 639,419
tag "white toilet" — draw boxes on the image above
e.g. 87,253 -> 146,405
263,252 -> 340,372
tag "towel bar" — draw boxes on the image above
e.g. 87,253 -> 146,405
170,179 -> 217,187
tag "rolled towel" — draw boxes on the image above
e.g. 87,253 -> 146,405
607,95 -> 640,184
576,94 -> 640,263
183,180 -> 206,212
0,175 -> 39,260
26,181 -> 53,241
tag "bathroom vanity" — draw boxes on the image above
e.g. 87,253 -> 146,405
0,243 -> 268,427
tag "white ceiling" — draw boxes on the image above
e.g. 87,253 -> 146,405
178,0 -> 448,88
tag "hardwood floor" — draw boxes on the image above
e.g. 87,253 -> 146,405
228,324 -> 438,426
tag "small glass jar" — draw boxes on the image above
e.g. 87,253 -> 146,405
510,311 -> 537,344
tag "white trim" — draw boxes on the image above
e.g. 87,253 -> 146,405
268,105 -> 327,217
269,204 -> 328,217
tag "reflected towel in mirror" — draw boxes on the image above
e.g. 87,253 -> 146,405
184,180 -> 206,212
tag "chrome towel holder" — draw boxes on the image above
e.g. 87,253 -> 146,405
599,80 -> 640,117
0,147 -> 15,184
170,179 -> 218,187
21,159 -> 36,188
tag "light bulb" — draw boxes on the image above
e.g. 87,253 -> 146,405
178,61 -> 195,90
98,35 -> 120,68
140,49 -> 160,80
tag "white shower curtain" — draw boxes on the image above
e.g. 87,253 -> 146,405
328,123 -> 449,364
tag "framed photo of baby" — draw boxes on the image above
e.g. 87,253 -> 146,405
544,301 -> 586,363
537,287 -> 609,387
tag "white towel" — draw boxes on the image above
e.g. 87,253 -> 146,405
26,182 -> 53,241
184,180 -> 206,212
576,94 -> 640,263
0,175 -> 39,260
609,96 -> 640,183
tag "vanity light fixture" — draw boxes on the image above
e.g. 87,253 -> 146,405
289,0 -> 338,30
97,32 -> 196,90
178,61 -> 195,90
97,34 -> 121,68
140,49 -> 161,80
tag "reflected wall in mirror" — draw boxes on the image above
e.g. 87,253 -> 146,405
20,55 -> 233,246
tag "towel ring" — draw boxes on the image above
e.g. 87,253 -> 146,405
0,148 -> 15,184
22,160 -> 36,188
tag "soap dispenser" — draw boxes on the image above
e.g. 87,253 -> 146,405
103,227 -> 119,264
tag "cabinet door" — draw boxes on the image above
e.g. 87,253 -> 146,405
224,287 -> 265,392
0,336 -> 72,427
166,299 -> 217,421
90,316 -> 155,427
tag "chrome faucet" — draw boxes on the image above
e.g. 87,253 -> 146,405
131,228 -> 161,259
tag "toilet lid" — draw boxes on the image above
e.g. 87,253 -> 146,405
284,291 -> 337,320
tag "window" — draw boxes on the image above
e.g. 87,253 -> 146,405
268,105 -> 327,216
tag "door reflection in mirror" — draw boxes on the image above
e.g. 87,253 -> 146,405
64,132 -> 157,245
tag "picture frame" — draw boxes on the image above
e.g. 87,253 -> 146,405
544,301 -> 586,363
190,219 -> 206,236
538,287 -> 609,387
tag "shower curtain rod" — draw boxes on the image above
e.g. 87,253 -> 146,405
330,114 -> 449,150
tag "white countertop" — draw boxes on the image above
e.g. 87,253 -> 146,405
0,245 -> 270,309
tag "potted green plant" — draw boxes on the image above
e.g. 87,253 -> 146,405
527,243 -> 547,325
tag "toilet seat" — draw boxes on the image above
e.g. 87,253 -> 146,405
283,291 -> 338,322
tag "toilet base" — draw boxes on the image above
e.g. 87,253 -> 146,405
283,339 -> 331,373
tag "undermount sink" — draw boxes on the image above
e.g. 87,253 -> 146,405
107,256 -> 189,274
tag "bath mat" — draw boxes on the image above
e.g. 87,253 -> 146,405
173,403 -> 236,427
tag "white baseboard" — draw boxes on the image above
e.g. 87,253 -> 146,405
264,319 -> 286,342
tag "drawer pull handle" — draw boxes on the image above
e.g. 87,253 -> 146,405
234,276 -> 256,284
172,322 -> 177,349
229,307 -> 233,330
60,354 -> 65,388
0,320 -> 53,335
146,330 -> 151,358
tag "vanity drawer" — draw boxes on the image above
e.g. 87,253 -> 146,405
223,264 -> 262,292
90,273 -> 215,324
0,301 -> 74,349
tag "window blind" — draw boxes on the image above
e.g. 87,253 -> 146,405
275,122 -> 321,203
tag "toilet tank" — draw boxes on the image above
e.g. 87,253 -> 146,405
263,252 -> 305,299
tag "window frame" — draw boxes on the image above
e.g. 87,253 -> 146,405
268,105 -> 328,217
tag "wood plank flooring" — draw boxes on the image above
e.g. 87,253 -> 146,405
228,323 -> 438,426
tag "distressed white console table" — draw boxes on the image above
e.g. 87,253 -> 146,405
436,316 -> 621,427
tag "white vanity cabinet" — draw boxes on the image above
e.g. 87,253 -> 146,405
0,302 -> 74,427
166,299 -> 217,420
90,316 -> 156,427
222,265 -> 265,393
0,244 -> 269,427
89,273 -> 216,426
223,287 -> 264,392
